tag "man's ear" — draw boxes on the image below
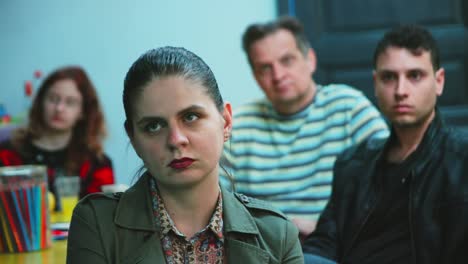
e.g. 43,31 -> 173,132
372,70 -> 378,98
307,48 -> 317,74
435,68 -> 445,96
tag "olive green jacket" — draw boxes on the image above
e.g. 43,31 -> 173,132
66,174 -> 304,263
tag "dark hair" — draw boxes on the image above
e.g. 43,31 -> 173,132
123,46 -> 224,136
373,25 -> 440,71
12,66 -> 107,174
242,16 -> 311,66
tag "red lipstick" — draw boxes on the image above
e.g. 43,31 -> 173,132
52,115 -> 63,121
168,158 -> 194,169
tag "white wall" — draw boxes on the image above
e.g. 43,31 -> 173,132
0,0 -> 276,184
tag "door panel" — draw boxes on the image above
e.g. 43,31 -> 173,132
279,0 -> 468,130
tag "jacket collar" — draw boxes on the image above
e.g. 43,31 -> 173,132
221,185 -> 259,235
221,187 -> 270,263
114,173 -> 269,263
114,172 -> 260,235
377,108 -> 446,170
114,172 -> 156,231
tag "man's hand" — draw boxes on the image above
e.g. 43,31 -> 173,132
291,218 -> 317,243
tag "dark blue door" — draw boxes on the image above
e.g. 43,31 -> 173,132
279,0 -> 468,129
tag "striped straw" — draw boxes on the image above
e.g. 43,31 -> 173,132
26,185 -> 36,250
0,166 -> 50,252
0,202 -> 14,252
11,189 -> 31,250
0,191 -> 23,252
41,182 -> 48,248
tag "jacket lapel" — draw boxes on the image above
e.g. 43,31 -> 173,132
114,174 -> 155,231
113,177 -> 274,263
114,174 -> 165,263
222,187 -> 273,263
222,187 -> 259,234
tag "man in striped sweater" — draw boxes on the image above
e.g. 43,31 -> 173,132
221,16 -> 389,240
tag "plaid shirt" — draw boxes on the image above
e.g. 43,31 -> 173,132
150,178 -> 224,263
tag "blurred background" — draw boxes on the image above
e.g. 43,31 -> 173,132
1,0 -> 467,186
278,0 -> 468,129
0,0 -> 275,185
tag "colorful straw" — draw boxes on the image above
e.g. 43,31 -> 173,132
11,189 -> 31,250
26,185 -> 36,250
0,167 -> 50,253
35,184 -> 42,250
41,182 -> 48,248
0,191 -> 23,252
0,202 -> 13,252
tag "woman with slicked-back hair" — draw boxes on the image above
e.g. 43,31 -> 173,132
67,47 -> 303,263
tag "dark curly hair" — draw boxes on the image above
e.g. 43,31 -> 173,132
373,25 -> 440,71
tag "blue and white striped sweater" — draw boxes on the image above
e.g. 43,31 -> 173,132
221,84 -> 389,220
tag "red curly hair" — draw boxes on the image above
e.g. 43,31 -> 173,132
12,66 -> 107,174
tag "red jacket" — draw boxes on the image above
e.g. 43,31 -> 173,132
0,140 -> 114,200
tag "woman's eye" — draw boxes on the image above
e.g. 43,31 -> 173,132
184,113 -> 199,122
145,122 -> 162,133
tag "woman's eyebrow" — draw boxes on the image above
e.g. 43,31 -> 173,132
136,116 -> 164,126
135,105 -> 207,124
178,105 -> 205,115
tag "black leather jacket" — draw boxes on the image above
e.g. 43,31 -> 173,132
303,111 -> 468,263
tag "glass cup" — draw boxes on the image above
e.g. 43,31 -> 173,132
0,165 -> 51,252
49,176 -> 80,224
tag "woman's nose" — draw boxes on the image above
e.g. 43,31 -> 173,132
167,125 -> 189,149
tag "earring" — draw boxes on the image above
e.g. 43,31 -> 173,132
224,131 -> 230,141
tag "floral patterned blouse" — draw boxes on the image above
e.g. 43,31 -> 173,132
150,178 -> 225,263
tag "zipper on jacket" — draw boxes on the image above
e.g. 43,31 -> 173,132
408,170 -> 417,264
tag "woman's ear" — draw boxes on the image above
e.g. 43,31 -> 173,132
124,120 -> 142,159
222,103 -> 232,142
124,120 -> 133,139
124,120 -> 137,149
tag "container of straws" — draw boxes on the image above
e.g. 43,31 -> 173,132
0,165 -> 51,253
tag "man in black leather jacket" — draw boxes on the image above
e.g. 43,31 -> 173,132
302,25 -> 468,264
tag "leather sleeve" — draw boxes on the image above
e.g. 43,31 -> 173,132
302,192 -> 339,261
301,161 -> 343,261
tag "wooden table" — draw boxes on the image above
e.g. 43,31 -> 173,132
0,240 -> 67,264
